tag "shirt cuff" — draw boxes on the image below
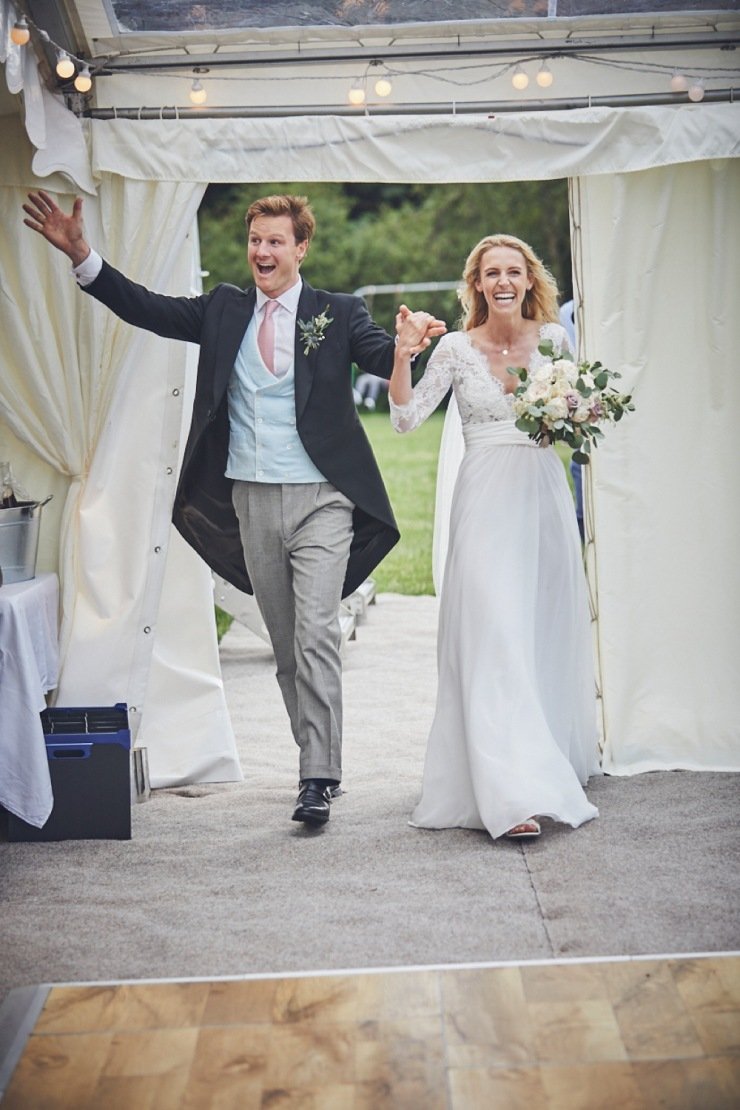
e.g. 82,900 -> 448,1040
72,249 -> 103,286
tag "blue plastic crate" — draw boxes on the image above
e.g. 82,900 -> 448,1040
8,703 -> 131,841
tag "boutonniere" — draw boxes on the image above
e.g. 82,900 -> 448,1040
298,305 -> 333,356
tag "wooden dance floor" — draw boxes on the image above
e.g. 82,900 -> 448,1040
2,954 -> 738,1108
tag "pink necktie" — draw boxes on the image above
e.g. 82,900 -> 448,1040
258,299 -> 279,374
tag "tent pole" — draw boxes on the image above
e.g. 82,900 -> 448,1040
82,86 -> 738,119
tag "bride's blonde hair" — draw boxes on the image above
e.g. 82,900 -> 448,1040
458,233 -> 560,330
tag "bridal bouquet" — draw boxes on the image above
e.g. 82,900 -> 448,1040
507,340 -> 634,464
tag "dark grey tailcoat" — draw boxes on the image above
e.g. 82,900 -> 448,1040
82,263 -> 400,597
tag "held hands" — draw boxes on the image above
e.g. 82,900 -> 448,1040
395,303 -> 446,358
22,190 -> 90,266
389,305 -> 446,408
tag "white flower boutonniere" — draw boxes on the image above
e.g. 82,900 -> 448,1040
298,305 -> 333,356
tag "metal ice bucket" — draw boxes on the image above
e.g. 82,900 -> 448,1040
0,495 -> 52,584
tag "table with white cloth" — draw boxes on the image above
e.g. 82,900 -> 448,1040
0,573 -> 59,828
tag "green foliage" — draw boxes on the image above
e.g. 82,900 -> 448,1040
198,179 -> 572,339
215,605 -> 233,643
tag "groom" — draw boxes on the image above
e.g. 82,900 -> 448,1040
23,190 -> 443,826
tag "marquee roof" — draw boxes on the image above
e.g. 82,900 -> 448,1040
7,1 -> 735,119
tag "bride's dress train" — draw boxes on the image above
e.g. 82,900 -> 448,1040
391,326 -> 600,839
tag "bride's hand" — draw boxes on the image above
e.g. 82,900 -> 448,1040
396,303 -> 446,355
396,309 -> 434,356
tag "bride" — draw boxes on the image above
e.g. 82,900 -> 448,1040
392,234 -> 600,841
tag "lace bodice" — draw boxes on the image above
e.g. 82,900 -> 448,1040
390,323 -> 570,433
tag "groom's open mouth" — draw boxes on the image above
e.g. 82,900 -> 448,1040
256,263 -> 276,275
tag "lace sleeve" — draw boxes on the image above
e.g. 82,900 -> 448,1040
389,334 -> 456,433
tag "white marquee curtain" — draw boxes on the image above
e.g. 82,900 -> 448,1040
0,148 -> 241,786
573,159 -> 740,773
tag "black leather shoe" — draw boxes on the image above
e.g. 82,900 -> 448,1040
298,780 -> 343,799
292,780 -> 332,825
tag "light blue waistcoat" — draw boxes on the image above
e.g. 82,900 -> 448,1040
225,314 -> 327,483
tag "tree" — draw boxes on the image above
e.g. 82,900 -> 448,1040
198,179 -> 572,339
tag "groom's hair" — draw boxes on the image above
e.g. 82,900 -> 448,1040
245,194 -> 316,247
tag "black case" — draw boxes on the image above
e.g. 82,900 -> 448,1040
8,704 -> 131,841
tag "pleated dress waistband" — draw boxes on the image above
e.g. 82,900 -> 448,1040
462,419 -> 539,450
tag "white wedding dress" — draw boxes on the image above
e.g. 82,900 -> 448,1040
390,325 -> 600,839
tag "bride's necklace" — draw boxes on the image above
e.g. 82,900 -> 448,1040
486,327 -> 523,358
492,338 -> 517,356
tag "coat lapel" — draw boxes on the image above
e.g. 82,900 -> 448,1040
294,282 -> 322,422
212,288 -> 256,408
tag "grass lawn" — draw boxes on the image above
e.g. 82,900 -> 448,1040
361,410 -> 444,595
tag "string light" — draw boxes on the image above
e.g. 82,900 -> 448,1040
512,65 -> 529,91
5,12 -> 729,115
74,65 -> 92,94
369,59 -> 392,98
10,17 -> 30,45
10,12 -> 98,94
189,79 -> 207,105
536,61 -> 554,89
55,51 -> 76,79
348,79 -> 366,106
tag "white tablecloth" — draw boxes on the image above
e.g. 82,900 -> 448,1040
0,573 -> 59,828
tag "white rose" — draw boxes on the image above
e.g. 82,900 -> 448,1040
551,378 -> 571,398
527,380 -> 550,401
553,358 -> 578,385
573,404 -> 591,423
544,397 -> 568,420
534,366 -> 552,383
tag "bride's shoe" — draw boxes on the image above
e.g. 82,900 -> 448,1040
504,818 -> 541,840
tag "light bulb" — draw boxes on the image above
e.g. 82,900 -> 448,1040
536,62 -> 553,89
512,65 -> 529,91
348,81 -> 366,106
670,72 -> 688,93
55,51 -> 75,79
74,66 -> 92,93
189,79 -> 207,105
11,17 -> 30,45
374,76 -> 392,97
687,80 -> 705,103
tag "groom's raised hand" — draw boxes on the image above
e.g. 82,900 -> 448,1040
22,190 -> 91,266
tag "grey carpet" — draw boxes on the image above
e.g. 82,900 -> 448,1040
1,594 -> 738,1006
